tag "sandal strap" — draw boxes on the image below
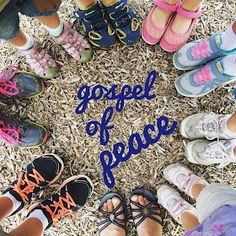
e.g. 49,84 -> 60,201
130,200 -> 162,228
176,4 -> 202,19
98,201 -> 126,233
154,0 -> 178,12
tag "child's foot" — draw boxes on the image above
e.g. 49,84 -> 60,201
0,114 -> 48,147
173,33 -> 236,70
21,42 -> 57,80
74,1 -> 116,48
0,66 -> 45,100
162,164 -> 208,198
97,192 -> 126,236
160,2 -> 202,52
175,57 -> 236,97
28,175 -> 93,229
2,154 -> 64,215
142,0 -> 178,44
157,185 -> 197,223
54,21 -> 92,62
130,189 -> 163,236
185,139 -> 236,168
102,0 -> 141,45
180,113 -> 236,140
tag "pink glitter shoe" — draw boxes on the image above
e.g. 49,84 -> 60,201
54,21 -> 92,62
142,0 -> 179,45
21,42 -> 57,80
160,4 -> 202,52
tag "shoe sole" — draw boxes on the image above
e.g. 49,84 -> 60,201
175,76 -> 236,98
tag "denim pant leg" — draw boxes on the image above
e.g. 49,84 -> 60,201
0,1 -> 20,40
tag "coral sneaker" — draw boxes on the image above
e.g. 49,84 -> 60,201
21,42 -> 57,80
54,21 -> 92,62
142,0 -> 179,45
0,113 -> 48,147
175,57 -> 236,97
185,139 -> 236,168
2,154 -> 64,215
28,175 -> 94,229
173,33 -> 236,71
160,4 -> 202,52
0,66 -> 45,100
157,185 -> 197,224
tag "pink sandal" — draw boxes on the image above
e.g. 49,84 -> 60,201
160,4 -> 202,52
142,0 -> 179,45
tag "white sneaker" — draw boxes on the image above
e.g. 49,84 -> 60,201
162,164 -> 208,198
180,113 -> 236,140
185,139 -> 236,168
157,185 -> 197,224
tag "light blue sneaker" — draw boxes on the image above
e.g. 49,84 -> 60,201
175,57 -> 236,97
173,33 -> 236,71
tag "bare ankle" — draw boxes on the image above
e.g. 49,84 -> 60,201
181,0 -> 202,11
165,0 -> 177,5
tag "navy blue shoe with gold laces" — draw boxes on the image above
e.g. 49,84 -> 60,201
74,1 -> 116,48
102,0 -> 141,45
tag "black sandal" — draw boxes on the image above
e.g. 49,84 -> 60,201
130,188 -> 163,228
97,192 -> 127,234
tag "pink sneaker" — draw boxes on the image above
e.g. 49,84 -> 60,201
160,4 -> 202,52
21,43 -> 57,80
142,0 -> 179,45
54,21 -> 92,63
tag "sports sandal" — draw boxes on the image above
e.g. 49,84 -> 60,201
97,192 -> 127,234
102,0 -> 141,45
160,4 -> 202,52
130,188 -> 162,231
142,0 -> 179,45
74,1 -> 116,48
0,66 -> 45,100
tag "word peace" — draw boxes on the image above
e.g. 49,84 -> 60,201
75,70 -> 157,115
100,115 -> 177,188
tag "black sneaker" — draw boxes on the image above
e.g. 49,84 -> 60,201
28,175 -> 94,229
0,113 -> 48,147
0,66 -> 45,100
3,154 -> 64,215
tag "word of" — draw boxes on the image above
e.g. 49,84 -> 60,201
86,107 -> 114,146
75,70 -> 157,115
100,115 -> 177,188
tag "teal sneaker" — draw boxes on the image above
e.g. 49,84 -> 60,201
175,57 -> 236,97
0,66 -> 45,100
173,33 -> 236,71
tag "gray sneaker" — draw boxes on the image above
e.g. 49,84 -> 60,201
175,57 -> 236,97
173,33 -> 236,71
180,113 -> 235,140
185,139 -> 236,168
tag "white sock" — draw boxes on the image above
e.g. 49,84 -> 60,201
17,34 -> 35,51
1,192 -> 21,216
43,20 -> 64,37
220,24 -> 236,51
28,209 -> 49,230
222,54 -> 236,76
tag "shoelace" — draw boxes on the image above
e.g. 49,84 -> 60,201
13,169 -> 45,202
43,192 -> 76,224
201,141 -> 231,168
194,113 -> 225,140
62,30 -> 88,57
191,40 -> 211,59
23,45 -> 55,76
0,120 -> 20,145
194,65 -> 213,84
0,66 -> 19,96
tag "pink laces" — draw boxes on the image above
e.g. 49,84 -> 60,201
21,43 -> 56,77
0,66 -> 19,96
0,120 -> 20,145
194,65 -> 212,84
192,40 -> 211,59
